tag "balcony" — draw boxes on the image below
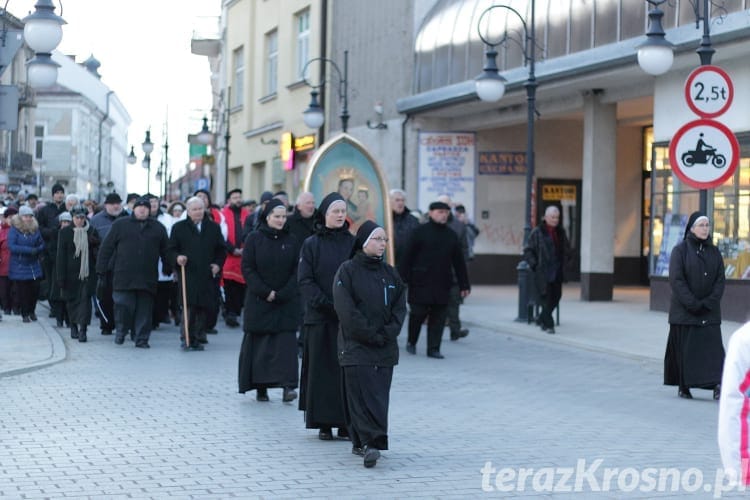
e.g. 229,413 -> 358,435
191,16 -> 221,57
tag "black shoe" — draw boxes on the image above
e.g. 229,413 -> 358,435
78,327 -> 87,343
318,428 -> 333,441
282,388 -> 297,402
101,329 -> 112,335
256,389 -> 269,402
56,318 -> 64,328
29,313 -> 37,321
189,344 -> 205,351
13,309 -> 20,315
3,309 -> 10,315
22,315 -> 31,323
406,343 -> 416,355
70,324 -> 79,339
459,328 -> 469,338
198,338 -> 208,344
363,446 -> 380,468
352,446 -> 364,457
135,342 -> 150,349
714,385 -> 721,401
427,350 -> 444,359
48,310 -> 55,318
225,315 -> 239,327
678,387 -> 693,399
114,334 -> 125,345
206,328 -> 217,334
337,427 -> 350,440
546,327 -> 555,334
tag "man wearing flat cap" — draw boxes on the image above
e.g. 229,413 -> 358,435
90,192 -> 127,335
96,197 -> 173,348
398,201 -> 470,359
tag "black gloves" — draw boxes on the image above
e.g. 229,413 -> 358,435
370,333 -> 386,347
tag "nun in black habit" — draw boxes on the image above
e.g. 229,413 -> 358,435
664,211 -> 726,400
333,221 -> 406,468
56,205 -> 99,342
238,199 -> 300,401
298,192 -> 356,440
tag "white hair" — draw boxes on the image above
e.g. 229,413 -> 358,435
185,196 -> 205,209
544,205 -> 560,216
296,191 -> 314,205
389,188 -> 406,198
65,193 -> 79,204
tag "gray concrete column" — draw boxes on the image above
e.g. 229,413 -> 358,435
580,93 -> 617,301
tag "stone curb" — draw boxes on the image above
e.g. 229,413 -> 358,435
0,306 -> 67,379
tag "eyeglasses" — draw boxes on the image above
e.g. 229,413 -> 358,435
370,237 -> 389,243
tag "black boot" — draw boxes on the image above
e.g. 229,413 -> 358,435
70,324 -> 79,339
79,326 -> 87,343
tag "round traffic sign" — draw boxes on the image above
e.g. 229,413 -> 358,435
669,119 -> 739,189
684,65 -> 733,118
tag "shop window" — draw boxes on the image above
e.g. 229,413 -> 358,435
648,128 -> 750,280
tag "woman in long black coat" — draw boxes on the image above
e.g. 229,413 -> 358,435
238,199 -> 300,402
56,206 -> 99,342
333,221 -> 406,468
298,192 -> 356,440
664,211 -> 726,400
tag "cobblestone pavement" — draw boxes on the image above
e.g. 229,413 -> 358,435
0,320 -> 742,499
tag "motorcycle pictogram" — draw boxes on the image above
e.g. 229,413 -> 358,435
681,133 -> 726,168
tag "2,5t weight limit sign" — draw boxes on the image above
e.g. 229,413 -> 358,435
684,65 -> 733,118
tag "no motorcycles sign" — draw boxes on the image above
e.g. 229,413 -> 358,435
668,119 -> 739,190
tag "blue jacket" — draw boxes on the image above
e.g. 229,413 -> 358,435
8,215 -> 45,281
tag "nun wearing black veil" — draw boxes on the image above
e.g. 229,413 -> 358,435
333,220 -> 406,468
664,211 -> 726,400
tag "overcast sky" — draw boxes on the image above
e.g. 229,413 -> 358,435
12,0 -> 221,195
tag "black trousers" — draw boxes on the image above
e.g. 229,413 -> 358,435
182,304 -> 209,346
407,303 -> 448,354
205,277 -> 221,329
0,276 -> 11,311
98,272 -> 115,332
224,279 -> 245,317
447,284 -> 463,335
540,280 -> 562,329
153,281 -> 172,326
15,279 -> 40,316
113,290 -> 154,346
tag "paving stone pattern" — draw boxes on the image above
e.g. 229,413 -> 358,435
0,322 -> 742,499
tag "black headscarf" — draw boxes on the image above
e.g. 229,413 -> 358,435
353,220 -> 381,256
684,211 -> 708,240
316,192 -> 346,226
259,198 -> 286,226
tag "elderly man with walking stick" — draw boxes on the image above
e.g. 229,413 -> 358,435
169,196 -> 226,351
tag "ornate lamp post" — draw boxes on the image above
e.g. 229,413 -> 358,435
474,2 -> 537,322
301,50 -> 349,134
141,130 -> 153,194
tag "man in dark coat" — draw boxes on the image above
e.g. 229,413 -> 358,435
399,201 -> 470,359
96,197 -> 173,348
389,189 -> 420,267
298,192 -> 356,440
523,205 -> 571,334
286,191 -> 316,354
37,183 -> 66,322
89,192 -> 127,335
170,196 -> 226,350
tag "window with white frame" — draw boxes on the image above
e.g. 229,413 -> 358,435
266,29 -> 278,95
233,47 -> 244,107
34,125 -> 44,160
296,9 -> 310,80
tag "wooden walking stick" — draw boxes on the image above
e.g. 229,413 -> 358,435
180,264 -> 190,347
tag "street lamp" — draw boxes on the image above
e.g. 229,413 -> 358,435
126,145 -> 137,165
474,2 -> 537,322
301,50 -> 349,133
21,0 -> 66,89
141,129 -> 153,194
637,0 -> 715,212
196,116 -> 213,145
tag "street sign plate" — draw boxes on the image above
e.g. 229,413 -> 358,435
668,119 -> 739,189
684,65 -> 733,118
0,85 -> 20,130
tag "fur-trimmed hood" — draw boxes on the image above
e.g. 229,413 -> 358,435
11,214 -> 39,234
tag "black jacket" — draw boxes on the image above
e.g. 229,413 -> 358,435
333,252 -> 406,367
523,221 -> 571,298
96,215 -> 173,293
37,201 -> 65,257
392,208 -> 420,266
56,224 -> 99,297
287,210 -> 316,250
242,223 -> 300,333
398,220 -> 470,305
298,224 -> 356,324
668,234 -> 725,326
169,218 -> 226,308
